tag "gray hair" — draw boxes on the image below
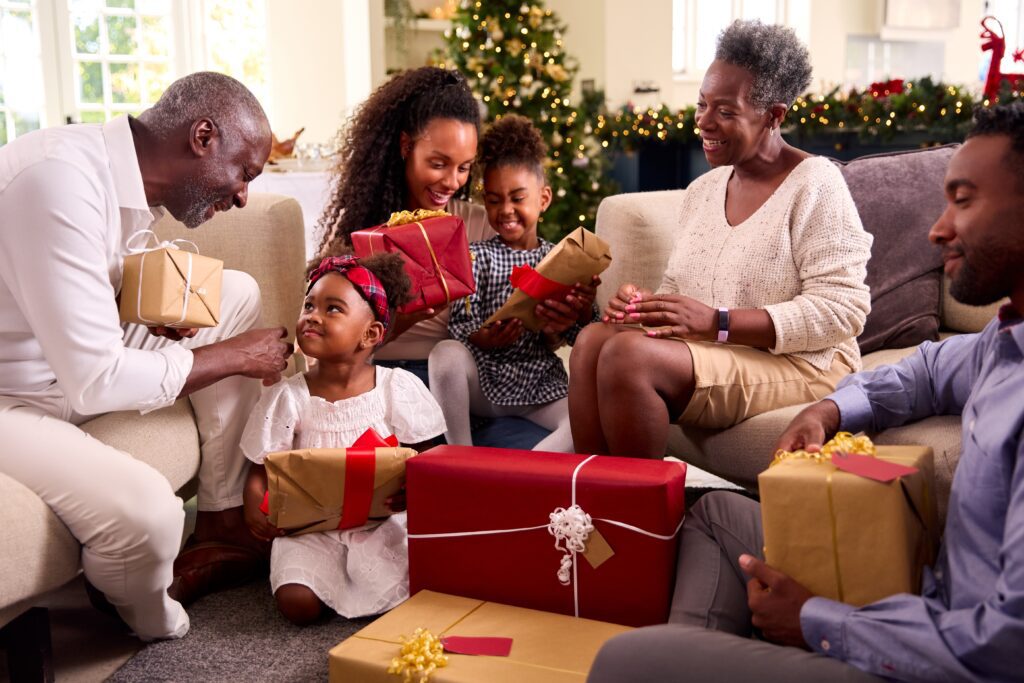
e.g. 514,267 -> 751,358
139,71 -> 268,145
715,19 -> 812,109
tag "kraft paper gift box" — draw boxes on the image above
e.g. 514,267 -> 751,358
406,446 -> 686,627
484,227 -> 612,332
119,243 -> 222,328
759,444 -> 939,606
328,590 -> 632,683
264,439 -> 415,536
351,209 -> 475,314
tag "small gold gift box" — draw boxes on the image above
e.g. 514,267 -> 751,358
119,246 -> 222,328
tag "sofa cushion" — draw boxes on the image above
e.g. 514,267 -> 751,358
831,145 -> 957,354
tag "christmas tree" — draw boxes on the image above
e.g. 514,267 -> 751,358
435,0 -> 616,242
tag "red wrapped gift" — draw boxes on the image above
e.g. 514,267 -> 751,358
351,210 -> 475,314
407,447 -> 687,627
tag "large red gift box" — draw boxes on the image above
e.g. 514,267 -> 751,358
407,446 -> 687,627
351,211 -> 475,314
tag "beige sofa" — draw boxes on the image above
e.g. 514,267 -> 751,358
0,194 -> 306,672
594,146 -> 1003,523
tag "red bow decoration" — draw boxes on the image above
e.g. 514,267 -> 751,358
868,79 -> 904,98
509,264 -> 574,302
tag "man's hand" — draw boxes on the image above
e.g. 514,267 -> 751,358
469,318 -> 523,350
623,293 -> 717,341
774,400 -> 842,454
148,325 -> 198,341
223,327 -> 293,386
741,554 -> 814,648
603,283 -> 651,322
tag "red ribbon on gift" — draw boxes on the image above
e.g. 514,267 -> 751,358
509,264 -> 573,301
259,428 -> 399,520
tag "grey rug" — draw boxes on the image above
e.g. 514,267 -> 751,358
108,581 -> 374,682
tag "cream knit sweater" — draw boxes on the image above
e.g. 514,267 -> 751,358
657,157 -> 872,371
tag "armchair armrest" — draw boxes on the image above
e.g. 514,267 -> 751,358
594,189 -> 686,309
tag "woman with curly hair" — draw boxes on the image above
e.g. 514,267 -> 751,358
428,115 -> 598,452
315,66 -> 486,382
569,20 -> 872,458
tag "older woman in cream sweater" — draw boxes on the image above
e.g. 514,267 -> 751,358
569,20 -> 872,458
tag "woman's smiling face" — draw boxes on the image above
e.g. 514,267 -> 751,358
402,117 -> 478,211
695,59 -> 774,168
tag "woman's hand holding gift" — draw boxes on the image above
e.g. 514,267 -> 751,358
470,318 -> 523,350
603,283 -> 652,322
624,292 -> 717,341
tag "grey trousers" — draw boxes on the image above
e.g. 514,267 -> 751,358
587,492 -> 882,683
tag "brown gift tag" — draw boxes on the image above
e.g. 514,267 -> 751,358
581,527 -> 615,569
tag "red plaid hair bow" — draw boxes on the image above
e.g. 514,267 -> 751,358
307,255 -> 390,342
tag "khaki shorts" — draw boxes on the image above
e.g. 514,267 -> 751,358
678,341 -> 853,429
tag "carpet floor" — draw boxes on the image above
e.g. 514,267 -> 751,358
108,581 -> 374,682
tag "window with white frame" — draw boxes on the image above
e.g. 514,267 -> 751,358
672,0 -> 787,76
0,0 -> 268,145
0,0 -> 46,144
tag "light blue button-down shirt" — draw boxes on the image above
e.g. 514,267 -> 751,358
799,308 -> 1024,681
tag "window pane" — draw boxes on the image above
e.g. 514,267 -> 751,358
140,14 -> 169,55
106,14 -> 137,54
80,110 -> 106,123
106,0 -> 134,8
78,61 -> 103,102
12,110 -> 39,136
0,122 -> 7,146
0,80 -> 4,105
672,0 -> 686,73
204,0 -> 269,106
695,0 -> 732,72
73,14 -> 100,54
110,62 -> 139,103
143,61 -> 170,102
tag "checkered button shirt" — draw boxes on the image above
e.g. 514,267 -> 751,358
448,236 -> 597,406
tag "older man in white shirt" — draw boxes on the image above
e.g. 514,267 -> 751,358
0,72 -> 292,640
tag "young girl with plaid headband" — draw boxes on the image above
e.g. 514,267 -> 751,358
428,115 -> 600,452
239,252 -> 445,625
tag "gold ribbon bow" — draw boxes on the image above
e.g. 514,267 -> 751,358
387,627 -> 449,683
771,431 -> 877,466
386,209 -> 450,226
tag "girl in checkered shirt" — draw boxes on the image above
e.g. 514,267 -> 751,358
428,115 -> 599,452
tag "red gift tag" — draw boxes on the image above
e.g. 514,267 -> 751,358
440,636 -> 513,657
831,452 -> 919,483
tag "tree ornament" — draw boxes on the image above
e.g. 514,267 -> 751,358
551,131 -> 564,146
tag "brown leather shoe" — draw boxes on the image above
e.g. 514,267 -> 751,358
169,541 -> 269,607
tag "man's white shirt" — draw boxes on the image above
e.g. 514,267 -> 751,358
0,115 -> 193,422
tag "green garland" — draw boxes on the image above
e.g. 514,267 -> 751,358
595,77 -> 1024,153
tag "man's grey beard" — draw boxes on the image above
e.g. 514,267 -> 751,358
177,182 -> 218,229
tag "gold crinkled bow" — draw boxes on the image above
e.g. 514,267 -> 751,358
386,209 -> 450,226
771,431 -> 877,466
387,627 -> 449,682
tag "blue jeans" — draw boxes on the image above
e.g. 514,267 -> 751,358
376,358 -> 552,450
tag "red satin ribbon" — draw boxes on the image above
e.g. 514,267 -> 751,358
338,448 -> 376,530
509,264 -> 573,301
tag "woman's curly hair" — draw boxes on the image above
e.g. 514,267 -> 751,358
315,67 -> 480,256
305,249 -> 413,313
715,19 -> 812,109
478,114 -> 547,180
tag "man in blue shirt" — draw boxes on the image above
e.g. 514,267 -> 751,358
588,103 -> 1024,682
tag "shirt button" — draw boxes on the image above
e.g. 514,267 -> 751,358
820,639 -> 831,652
970,419 -> 976,431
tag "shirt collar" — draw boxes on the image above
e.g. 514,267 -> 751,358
997,304 -> 1024,353
101,114 -> 150,213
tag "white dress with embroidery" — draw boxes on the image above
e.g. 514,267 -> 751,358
240,366 -> 446,618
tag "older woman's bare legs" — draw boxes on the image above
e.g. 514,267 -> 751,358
570,323 -> 696,457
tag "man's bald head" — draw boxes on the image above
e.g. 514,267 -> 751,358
139,71 -> 270,145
